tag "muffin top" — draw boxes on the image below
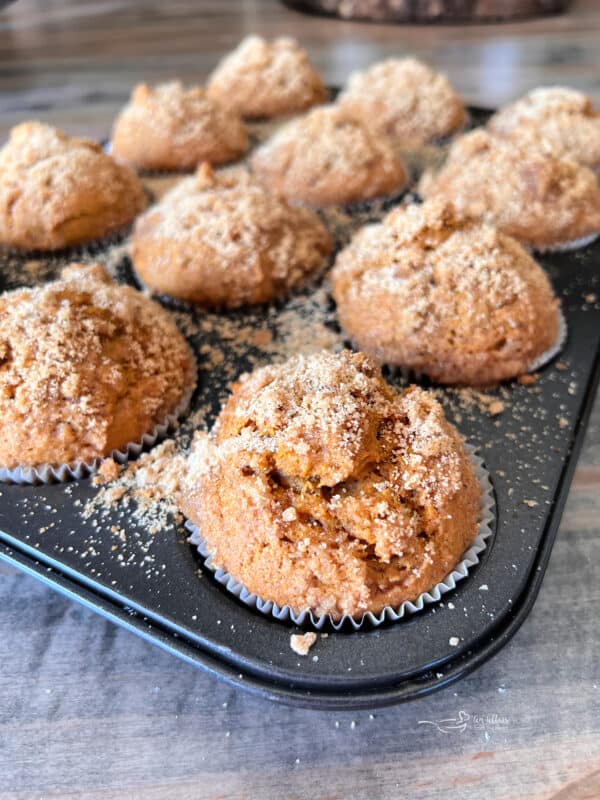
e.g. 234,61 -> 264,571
337,58 -> 465,147
111,81 -> 249,172
331,200 -> 560,385
488,86 -> 600,170
0,264 -> 195,470
206,35 -> 328,119
251,104 -> 407,207
182,350 -> 480,619
0,122 -> 147,251
130,163 -> 333,308
419,128 -> 600,249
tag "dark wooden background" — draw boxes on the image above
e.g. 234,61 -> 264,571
0,2 -> 599,798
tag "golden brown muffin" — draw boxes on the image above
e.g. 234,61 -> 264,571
0,122 -> 147,252
111,81 -> 249,172
130,163 -> 333,308
0,263 -> 195,470
207,36 -> 328,120
488,87 -> 600,171
182,350 -> 480,620
250,104 -> 408,207
419,128 -> 600,250
332,201 -> 560,386
337,58 -> 466,148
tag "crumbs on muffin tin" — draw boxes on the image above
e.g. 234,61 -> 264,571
1,110 -> 598,631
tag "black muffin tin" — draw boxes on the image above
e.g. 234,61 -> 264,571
1,108 -> 599,709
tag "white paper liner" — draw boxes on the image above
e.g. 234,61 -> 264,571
185,445 -> 495,631
533,231 -> 599,253
0,357 -> 197,486
528,306 -> 567,372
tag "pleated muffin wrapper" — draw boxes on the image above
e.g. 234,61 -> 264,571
0,357 -> 197,486
533,231 -> 599,254
185,445 -> 495,632
382,306 -> 567,385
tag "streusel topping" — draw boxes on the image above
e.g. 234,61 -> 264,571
207,36 -> 327,119
0,263 -> 194,468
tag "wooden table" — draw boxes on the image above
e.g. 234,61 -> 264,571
0,2 -> 599,798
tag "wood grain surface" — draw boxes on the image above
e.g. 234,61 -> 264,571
0,2 -> 599,799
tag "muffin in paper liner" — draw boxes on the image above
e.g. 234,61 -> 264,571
185,445 -> 495,632
0,358 -> 197,486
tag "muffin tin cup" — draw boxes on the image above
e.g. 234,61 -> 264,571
0,359 -> 197,486
185,445 -> 495,632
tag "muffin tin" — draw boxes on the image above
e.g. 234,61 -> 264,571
0,107 -> 599,709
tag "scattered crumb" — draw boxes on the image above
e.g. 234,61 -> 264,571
524,499 -> 538,508
488,400 -> 505,416
517,373 -> 537,386
449,636 -> 460,647
290,631 -> 317,656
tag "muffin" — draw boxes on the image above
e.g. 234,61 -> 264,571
130,163 -> 333,308
419,128 -> 600,250
337,58 -> 466,148
206,35 -> 328,119
182,350 -> 480,620
0,263 -> 195,472
251,105 -> 408,207
331,200 -> 561,386
111,81 -> 249,172
0,122 -> 147,252
488,87 -> 600,172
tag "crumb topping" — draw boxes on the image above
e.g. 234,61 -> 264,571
332,199 -> 560,384
250,104 -> 407,207
0,263 -> 194,468
131,164 -> 332,307
0,122 -> 147,251
338,57 -> 465,146
488,86 -> 600,169
207,35 -> 327,119
419,128 -> 600,248
111,81 -> 249,171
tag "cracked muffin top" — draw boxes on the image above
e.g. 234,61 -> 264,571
251,104 -> 408,207
0,122 -> 147,251
331,200 -> 561,386
111,81 -> 249,172
0,263 -> 195,470
206,35 -> 328,119
488,86 -> 600,171
419,128 -> 600,250
182,350 -> 480,619
130,163 -> 333,308
337,57 -> 465,148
